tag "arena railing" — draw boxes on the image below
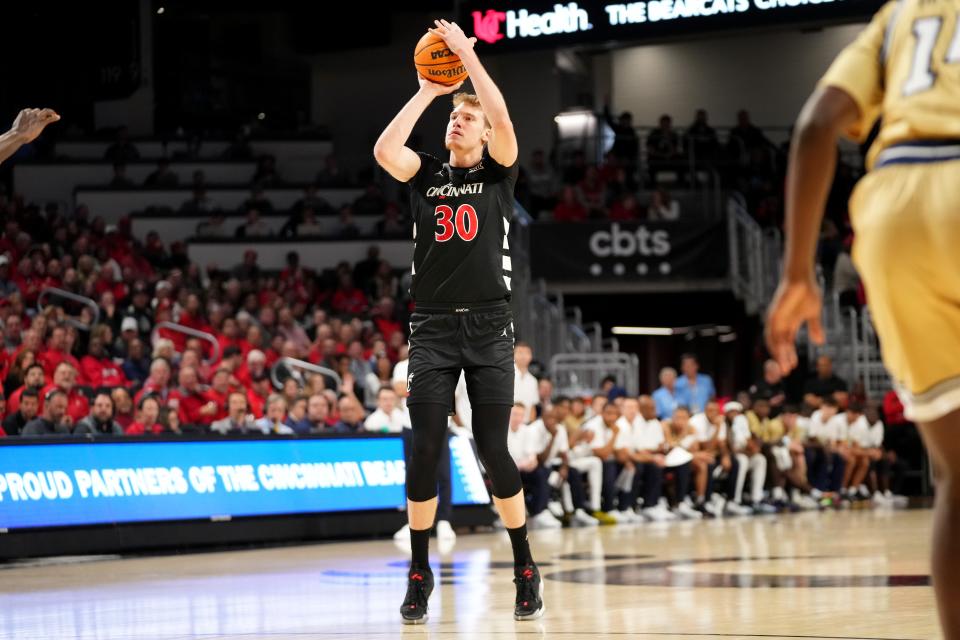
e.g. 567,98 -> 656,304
857,308 -> 892,399
270,358 -> 342,394
155,322 -> 221,365
549,352 -> 640,398
726,193 -> 766,315
511,200 -> 620,377
37,288 -> 101,331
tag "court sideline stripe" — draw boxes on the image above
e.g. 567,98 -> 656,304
154,632 -> 923,640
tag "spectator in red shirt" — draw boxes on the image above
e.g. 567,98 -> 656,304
597,151 -> 621,186
577,166 -> 607,216
217,317 -> 243,357
309,338 -> 338,371
125,395 -> 164,436
6,362 -> 45,416
39,325 -> 80,378
169,366 -> 217,429
240,324 -> 266,359
218,346 -> 244,388
205,368 -> 232,422
180,346 -> 211,384
154,305 -> 186,352
13,328 -> 42,363
332,273 -> 369,316
178,293 -> 204,330
883,390 -> 907,426
0,326 -> 9,383
4,349 -> 35,399
80,336 -> 128,389
609,193 -> 642,221
372,297 -> 402,342
111,387 -> 135,430
41,362 -> 89,425
247,371 -> 272,419
134,358 -> 173,407
553,186 -> 587,222
261,334 -> 283,369
13,257 -> 43,307
40,258 -> 63,291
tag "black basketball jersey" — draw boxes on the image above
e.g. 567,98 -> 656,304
407,148 -> 518,305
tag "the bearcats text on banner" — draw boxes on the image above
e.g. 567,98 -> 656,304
459,0 -> 877,53
529,220 -> 727,280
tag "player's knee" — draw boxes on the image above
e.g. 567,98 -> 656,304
411,432 -> 443,465
473,430 -> 508,465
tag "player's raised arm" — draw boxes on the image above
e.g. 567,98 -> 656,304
373,77 -> 463,183
765,86 -> 860,374
430,19 -> 517,167
0,108 -> 60,166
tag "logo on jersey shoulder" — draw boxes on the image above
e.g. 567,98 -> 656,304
407,373 -> 414,393
426,183 -> 485,198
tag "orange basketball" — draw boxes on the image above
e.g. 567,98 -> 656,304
414,31 -> 468,86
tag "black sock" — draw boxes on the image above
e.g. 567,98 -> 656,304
410,527 -> 431,571
507,524 -> 534,570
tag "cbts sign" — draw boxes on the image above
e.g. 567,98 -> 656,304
589,223 -> 671,257
461,0 -> 877,51
529,220 -> 727,281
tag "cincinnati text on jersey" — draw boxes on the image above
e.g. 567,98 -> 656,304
425,183 -> 486,198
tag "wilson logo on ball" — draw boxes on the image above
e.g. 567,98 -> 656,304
426,65 -> 467,80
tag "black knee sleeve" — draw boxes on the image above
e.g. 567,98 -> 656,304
471,404 -> 522,499
406,403 -> 450,502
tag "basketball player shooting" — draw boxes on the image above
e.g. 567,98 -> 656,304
373,19 -> 544,625
767,0 -> 960,636
0,108 -> 60,165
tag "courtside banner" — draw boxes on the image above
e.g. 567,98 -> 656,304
0,435 -> 489,530
529,220 -> 727,280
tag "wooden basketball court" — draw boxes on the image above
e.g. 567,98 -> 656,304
1,509 -> 938,639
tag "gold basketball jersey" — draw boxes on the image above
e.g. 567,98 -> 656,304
821,0 -> 960,168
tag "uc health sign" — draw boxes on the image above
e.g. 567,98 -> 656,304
460,0 -> 878,51
530,220 -> 727,280
0,435 -> 489,530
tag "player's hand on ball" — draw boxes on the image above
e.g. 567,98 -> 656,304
10,108 -> 60,143
417,74 -> 464,96
765,277 -> 825,375
429,19 -> 477,55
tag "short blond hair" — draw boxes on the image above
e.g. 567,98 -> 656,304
452,92 -> 490,128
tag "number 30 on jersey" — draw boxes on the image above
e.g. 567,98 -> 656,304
434,204 -> 479,242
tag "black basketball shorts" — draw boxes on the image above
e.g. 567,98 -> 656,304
405,300 -> 515,410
